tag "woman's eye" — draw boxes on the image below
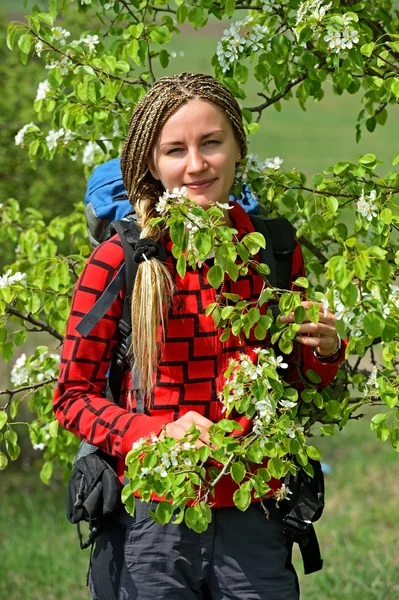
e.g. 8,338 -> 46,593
204,139 -> 219,146
167,147 -> 183,155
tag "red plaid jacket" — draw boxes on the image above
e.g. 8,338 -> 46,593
54,203 -> 345,507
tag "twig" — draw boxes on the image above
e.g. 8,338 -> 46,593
246,75 -> 307,120
297,235 -> 328,264
5,306 -> 64,342
0,377 -> 57,403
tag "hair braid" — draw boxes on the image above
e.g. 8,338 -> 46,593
120,73 -> 247,406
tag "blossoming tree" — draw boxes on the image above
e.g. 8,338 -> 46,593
1,0 -> 399,520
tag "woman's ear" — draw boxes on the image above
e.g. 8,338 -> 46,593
146,155 -> 160,181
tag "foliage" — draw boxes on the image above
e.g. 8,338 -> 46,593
1,0 -> 399,526
0,14 -> 87,247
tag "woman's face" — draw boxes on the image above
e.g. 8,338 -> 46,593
147,99 -> 241,211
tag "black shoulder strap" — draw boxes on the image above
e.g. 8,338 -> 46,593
250,216 -> 295,319
75,217 -> 166,413
249,216 -> 295,290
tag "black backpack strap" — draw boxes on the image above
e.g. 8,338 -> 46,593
75,263 -> 125,338
250,216 -> 295,318
107,218 -> 166,413
280,459 -> 325,574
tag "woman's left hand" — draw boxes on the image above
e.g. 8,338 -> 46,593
280,300 -> 339,357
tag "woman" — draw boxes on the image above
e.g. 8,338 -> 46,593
54,73 -> 344,600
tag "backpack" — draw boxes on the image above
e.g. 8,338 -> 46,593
68,159 -> 324,574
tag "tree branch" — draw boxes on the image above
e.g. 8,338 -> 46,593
5,306 -> 64,343
27,28 -> 149,88
0,377 -> 57,405
245,75 -> 307,120
297,235 -> 328,264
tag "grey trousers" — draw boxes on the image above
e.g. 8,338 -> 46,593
90,499 -> 299,600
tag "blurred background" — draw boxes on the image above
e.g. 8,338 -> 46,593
1,1 -> 398,598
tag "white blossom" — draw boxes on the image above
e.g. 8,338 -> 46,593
35,80 -> 52,102
10,350 -> 59,387
35,41 -> 44,57
356,189 -> 378,221
274,483 -> 293,501
81,34 -> 100,52
279,399 -> 297,408
0,269 -> 27,289
216,18 -> 268,73
215,201 -> 232,211
366,365 -> 379,391
33,443 -> 46,451
15,122 -> 36,146
132,437 -> 147,450
45,128 -> 65,151
342,28 -> 359,49
261,0 -> 280,13
51,26 -> 71,46
265,156 -> 283,170
286,422 -> 304,438
82,141 -> 98,166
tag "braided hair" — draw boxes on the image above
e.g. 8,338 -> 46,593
120,73 -> 247,404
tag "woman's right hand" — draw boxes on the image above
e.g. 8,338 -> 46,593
164,411 -> 214,448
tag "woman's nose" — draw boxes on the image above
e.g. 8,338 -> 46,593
186,148 -> 207,173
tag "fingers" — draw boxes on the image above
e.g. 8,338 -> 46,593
280,301 -> 336,327
164,411 -> 213,446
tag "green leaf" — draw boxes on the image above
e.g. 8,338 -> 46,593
320,424 -> 336,436
231,461 -> 246,484
207,265 -> 224,289
242,232 -> 266,254
18,33 -> 31,55
0,451 -> 8,470
176,5 -> 188,24
48,420 -> 59,438
194,232 -> 212,257
348,47 -> 363,68
225,0 -> 236,17
268,457 -> 285,479
306,446 -> 322,460
233,485 -> 251,512
176,254 -> 187,279
0,412 -> 8,430
294,305 -> 306,324
159,49 -> 169,69
358,153 -> 376,165
305,369 -> 322,384
2,342 -> 14,364
392,79 -> 399,99
40,460 -> 53,485
363,311 -> 385,338
370,413 -> 387,430
360,42 -> 374,57
155,501 -> 174,525
392,151 -> 399,166
149,25 -> 170,45
198,445 -> 211,462
188,6 -> 206,29
307,303 -> 320,324
293,277 -> 308,289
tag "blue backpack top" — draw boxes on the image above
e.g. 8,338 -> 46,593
84,158 -> 260,246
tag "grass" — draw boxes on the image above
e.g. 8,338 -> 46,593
1,415 -> 398,600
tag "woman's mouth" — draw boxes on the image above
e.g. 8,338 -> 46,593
185,179 -> 217,190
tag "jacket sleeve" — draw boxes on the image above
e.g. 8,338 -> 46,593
53,236 -> 169,458
285,239 -> 346,389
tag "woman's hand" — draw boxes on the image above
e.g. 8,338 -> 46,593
164,411 -> 214,448
280,300 -> 340,357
